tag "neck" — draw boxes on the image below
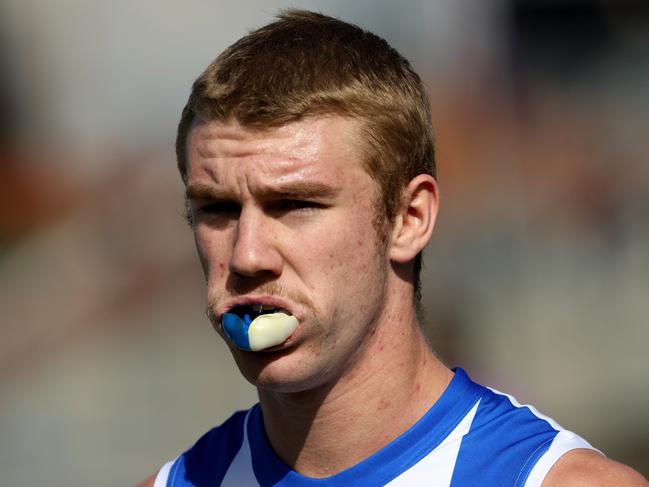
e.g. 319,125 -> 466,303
257,290 -> 452,478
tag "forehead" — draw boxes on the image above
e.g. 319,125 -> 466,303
185,116 -> 367,183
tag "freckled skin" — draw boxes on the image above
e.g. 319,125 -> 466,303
178,115 -> 460,480
377,399 -> 391,411
186,117 -> 390,393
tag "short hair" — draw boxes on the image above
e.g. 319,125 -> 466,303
176,9 -> 436,304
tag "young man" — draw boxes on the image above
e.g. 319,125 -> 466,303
139,10 -> 647,487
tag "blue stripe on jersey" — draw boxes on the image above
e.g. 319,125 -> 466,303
449,387 -> 558,487
246,368 -> 483,486
168,410 -> 247,486
163,368 -> 580,486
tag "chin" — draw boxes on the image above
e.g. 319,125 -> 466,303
231,346 -> 332,394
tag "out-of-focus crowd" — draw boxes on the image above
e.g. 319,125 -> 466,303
1,2 -> 647,485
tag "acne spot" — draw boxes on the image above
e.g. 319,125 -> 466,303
219,262 -> 226,277
377,399 -> 391,411
357,240 -> 363,247
415,383 -> 421,393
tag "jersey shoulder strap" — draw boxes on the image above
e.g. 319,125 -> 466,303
155,408 -> 250,487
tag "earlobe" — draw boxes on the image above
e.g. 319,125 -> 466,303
389,175 -> 439,263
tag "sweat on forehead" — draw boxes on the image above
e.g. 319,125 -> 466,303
182,115 -> 385,237
185,116 -> 366,178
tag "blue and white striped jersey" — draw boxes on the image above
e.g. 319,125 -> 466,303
154,368 -> 595,486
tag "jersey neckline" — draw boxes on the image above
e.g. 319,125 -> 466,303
247,367 -> 484,486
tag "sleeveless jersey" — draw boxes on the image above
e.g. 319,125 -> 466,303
154,368 -> 595,486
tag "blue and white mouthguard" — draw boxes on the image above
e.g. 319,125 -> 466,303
222,311 -> 299,351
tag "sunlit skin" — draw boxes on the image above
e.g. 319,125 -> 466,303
136,116 -> 649,485
184,115 -> 452,476
188,116 -> 388,389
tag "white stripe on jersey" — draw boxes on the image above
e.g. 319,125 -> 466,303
523,430 -> 600,487
153,459 -> 174,487
385,399 -> 481,486
486,387 -> 599,487
221,409 -> 258,486
487,386 -> 565,431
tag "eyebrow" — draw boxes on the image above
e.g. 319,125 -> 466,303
185,183 -> 228,201
258,181 -> 340,200
185,181 -> 340,201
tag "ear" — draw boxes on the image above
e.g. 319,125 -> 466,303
389,174 -> 439,263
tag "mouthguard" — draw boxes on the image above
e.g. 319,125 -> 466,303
221,311 -> 298,351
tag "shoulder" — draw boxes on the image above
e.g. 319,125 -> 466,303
133,474 -> 156,487
448,373 -> 588,486
542,449 -> 648,487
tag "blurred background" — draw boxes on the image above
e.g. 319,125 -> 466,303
0,0 -> 647,485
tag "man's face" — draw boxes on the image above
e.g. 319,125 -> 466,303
185,116 -> 392,393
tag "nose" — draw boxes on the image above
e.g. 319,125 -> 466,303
229,206 -> 283,278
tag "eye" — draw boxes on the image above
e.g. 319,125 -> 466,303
192,200 -> 241,221
276,200 -> 324,214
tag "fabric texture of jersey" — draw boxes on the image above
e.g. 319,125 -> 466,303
155,368 -> 594,487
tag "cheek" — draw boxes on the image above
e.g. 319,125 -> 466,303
310,212 -> 383,278
194,233 -> 209,276
194,230 -> 229,280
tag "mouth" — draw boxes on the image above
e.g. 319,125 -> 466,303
228,304 -> 291,322
221,302 -> 299,352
